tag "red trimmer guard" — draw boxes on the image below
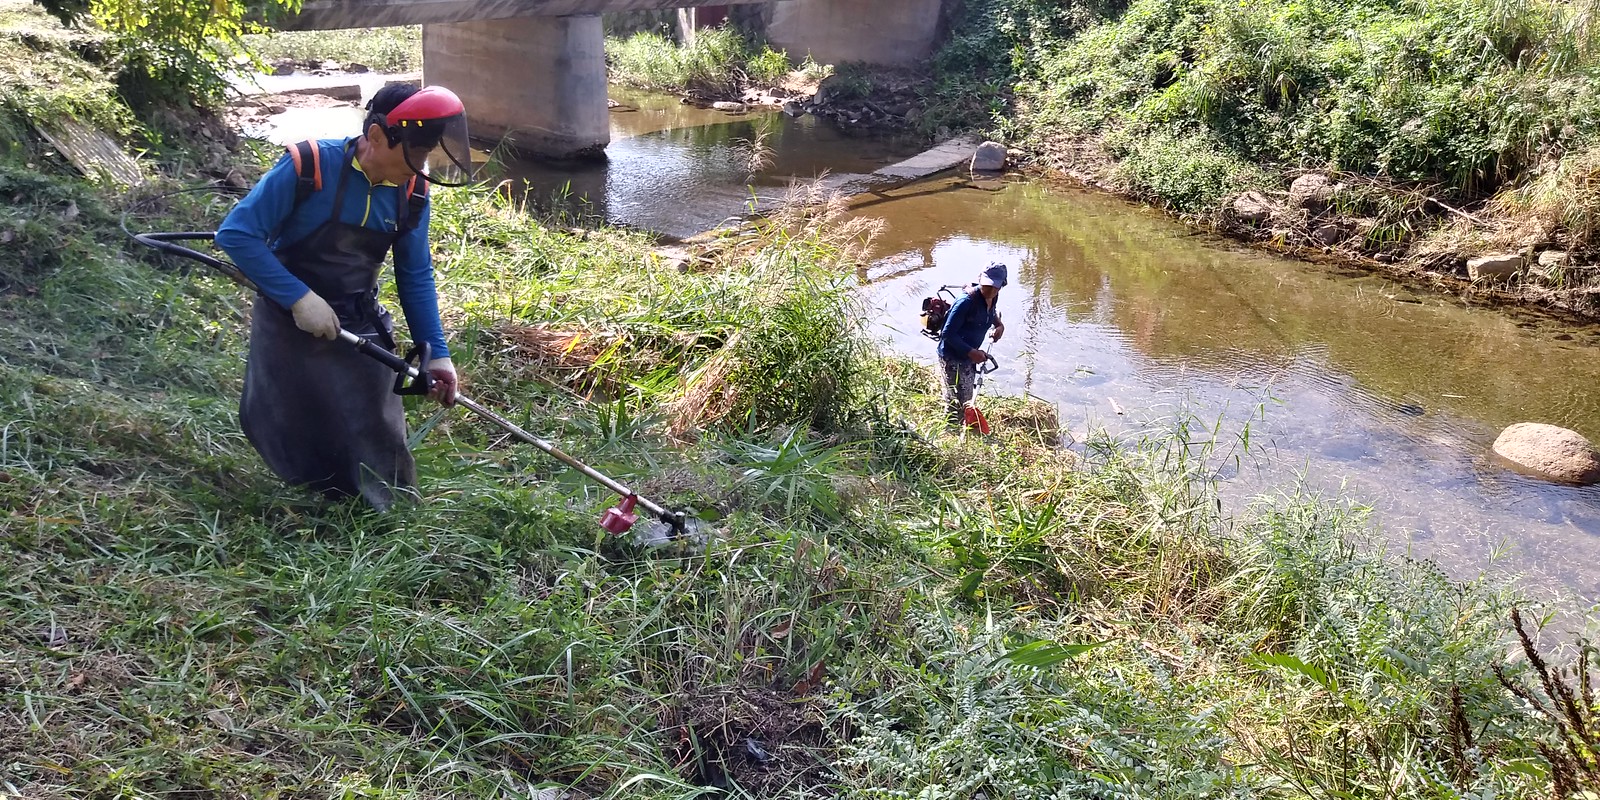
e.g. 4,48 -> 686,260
963,406 -> 992,436
600,494 -> 640,534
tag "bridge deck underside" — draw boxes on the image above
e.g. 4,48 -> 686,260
289,0 -> 763,30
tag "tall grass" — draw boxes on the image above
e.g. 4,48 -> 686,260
606,28 -> 792,95
242,26 -> 422,73
936,0 -> 1600,223
2,35 -> 1597,796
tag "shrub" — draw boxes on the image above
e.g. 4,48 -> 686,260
33,0 -> 300,109
607,28 -> 795,95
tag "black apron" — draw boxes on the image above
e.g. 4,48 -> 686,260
239,142 -> 418,511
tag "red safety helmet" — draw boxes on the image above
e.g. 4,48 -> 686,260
365,85 -> 476,187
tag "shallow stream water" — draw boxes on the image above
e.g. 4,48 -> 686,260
240,77 -> 1600,611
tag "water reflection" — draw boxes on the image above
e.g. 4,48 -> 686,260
496,87 -> 923,238
857,176 -> 1600,607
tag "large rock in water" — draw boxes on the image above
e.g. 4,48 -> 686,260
971,141 -> 1007,172
1491,423 -> 1600,485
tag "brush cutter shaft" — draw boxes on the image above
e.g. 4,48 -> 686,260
335,327 -> 672,522
348,330 -> 674,519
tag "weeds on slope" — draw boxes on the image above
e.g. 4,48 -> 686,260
2,106 -> 1597,798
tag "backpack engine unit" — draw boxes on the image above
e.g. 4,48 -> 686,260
919,285 -> 966,340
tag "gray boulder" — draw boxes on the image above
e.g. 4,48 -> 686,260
1491,423 -> 1600,485
1467,253 -> 1525,281
971,141 -> 1008,172
1537,250 -> 1570,269
1311,222 -> 1349,246
1230,191 -> 1277,224
1288,173 -> 1339,214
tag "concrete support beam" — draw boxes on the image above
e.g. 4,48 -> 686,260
423,15 -> 609,160
676,8 -> 697,44
764,0 -> 942,66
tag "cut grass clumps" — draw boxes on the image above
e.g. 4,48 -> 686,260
0,2 -> 131,139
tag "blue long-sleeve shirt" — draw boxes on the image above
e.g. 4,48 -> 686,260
216,138 -> 449,358
937,289 -> 999,362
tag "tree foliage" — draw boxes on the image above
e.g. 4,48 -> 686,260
33,0 -> 303,107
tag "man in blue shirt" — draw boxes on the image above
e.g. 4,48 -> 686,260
216,83 -> 476,510
937,263 -> 1008,426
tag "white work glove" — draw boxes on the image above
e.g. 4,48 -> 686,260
290,291 -> 340,341
426,356 -> 458,407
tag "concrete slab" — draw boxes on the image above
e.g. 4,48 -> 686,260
873,135 -> 983,182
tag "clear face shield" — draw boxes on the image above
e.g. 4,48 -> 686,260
396,113 -> 475,187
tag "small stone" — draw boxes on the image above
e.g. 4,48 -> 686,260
1311,222 -> 1347,246
1492,423 -> 1600,485
346,62 -> 370,74
1230,191 -> 1277,224
1467,252 -> 1525,281
782,100 -> 805,117
1537,250 -> 1570,268
271,61 -> 295,77
971,141 -> 1007,172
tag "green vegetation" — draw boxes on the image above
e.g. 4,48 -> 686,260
929,0 -> 1600,297
243,26 -> 423,74
6,5 -> 1600,799
29,0 -> 298,107
3,101 -> 1600,800
607,28 -> 794,95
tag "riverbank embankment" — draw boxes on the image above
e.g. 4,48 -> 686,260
3,5 -> 1598,798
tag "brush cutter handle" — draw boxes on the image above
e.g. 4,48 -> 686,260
977,355 -> 1000,374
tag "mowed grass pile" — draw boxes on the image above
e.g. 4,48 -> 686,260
3,9 -> 1600,796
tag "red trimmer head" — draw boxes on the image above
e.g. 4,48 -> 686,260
600,494 -> 640,534
963,405 -> 992,436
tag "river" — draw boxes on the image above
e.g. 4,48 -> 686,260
239,78 -> 1600,611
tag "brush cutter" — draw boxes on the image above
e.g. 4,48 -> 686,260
962,355 -> 1000,435
122,190 -> 695,540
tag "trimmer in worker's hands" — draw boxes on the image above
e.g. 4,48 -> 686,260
962,355 -> 999,435
123,188 -> 701,543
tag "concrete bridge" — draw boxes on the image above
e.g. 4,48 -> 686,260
285,0 -> 943,159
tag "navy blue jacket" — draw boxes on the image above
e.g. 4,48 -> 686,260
216,138 -> 448,357
937,289 -> 999,362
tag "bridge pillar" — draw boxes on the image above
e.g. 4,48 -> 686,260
422,14 -> 609,160
763,0 -> 941,66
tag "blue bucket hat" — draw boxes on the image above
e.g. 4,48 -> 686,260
979,263 -> 1008,288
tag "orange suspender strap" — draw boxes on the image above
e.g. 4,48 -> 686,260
287,140 -> 323,205
399,175 -> 428,233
